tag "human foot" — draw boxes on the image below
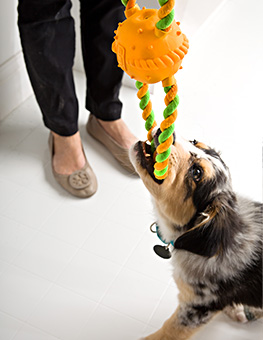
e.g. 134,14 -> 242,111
49,132 -> 98,198
86,115 -> 137,173
97,118 -> 137,149
52,131 -> 86,175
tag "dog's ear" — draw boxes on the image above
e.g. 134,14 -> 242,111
174,196 -> 236,257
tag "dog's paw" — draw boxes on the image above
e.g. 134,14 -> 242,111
224,304 -> 263,323
243,306 -> 263,321
224,304 -> 248,323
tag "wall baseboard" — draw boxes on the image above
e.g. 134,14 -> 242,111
0,52 -> 32,121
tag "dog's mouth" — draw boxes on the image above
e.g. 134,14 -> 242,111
133,128 -> 176,184
135,140 -> 164,185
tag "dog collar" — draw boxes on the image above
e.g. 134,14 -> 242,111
150,222 -> 174,259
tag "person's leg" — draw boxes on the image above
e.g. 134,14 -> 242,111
80,0 -> 123,121
80,0 -> 137,149
18,0 -> 78,136
18,0 -> 86,175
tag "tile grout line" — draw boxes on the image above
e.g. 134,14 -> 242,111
75,229 -> 150,339
143,283 -> 172,331
0,308 -> 62,340
0,200 -> 66,269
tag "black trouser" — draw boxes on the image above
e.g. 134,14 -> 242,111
17,0 -> 124,136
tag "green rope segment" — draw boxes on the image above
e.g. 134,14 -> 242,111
158,87 -> 179,145
139,91 -> 150,112
121,0 -> 129,6
154,85 -> 179,178
156,0 -> 175,31
135,81 -> 156,154
135,81 -> 155,132
156,10 -> 175,30
154,165 -> 169,177
156,148 -> 171,163
158,124 -> 175,144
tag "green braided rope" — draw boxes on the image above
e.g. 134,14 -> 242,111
158,124 -> 175,144
154,165 -> 169,177
154,86 -> 179,177
120,0 -> 178,179
121,0 -> 129,6
135,81 -> 156,152
159,86 -> 179,146
156,0 -> 175,31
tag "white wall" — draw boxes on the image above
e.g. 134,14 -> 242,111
0,0 -> 21,65
0,0 -> 32,121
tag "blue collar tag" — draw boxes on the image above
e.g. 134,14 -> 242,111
150,222 -> 174,259
155,225 -> 174,247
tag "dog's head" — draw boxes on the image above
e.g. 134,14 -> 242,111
130,130 -> 237,257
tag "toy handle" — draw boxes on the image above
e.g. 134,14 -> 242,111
121,0 -> 175,31
121,0 -> 136,8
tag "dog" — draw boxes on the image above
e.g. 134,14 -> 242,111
129,129 -> 263,340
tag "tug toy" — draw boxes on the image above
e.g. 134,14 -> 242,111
112,0 -> 189,180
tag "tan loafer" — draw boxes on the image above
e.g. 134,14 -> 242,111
86,114 -> 136,174
48,133 -> 98,198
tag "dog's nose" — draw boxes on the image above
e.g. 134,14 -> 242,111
152,128 -> 176,149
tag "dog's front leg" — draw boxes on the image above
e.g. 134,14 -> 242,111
142,303 -> 218,340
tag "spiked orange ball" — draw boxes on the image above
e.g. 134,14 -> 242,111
112,7 -> 189,84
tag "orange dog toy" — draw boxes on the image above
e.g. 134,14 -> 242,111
112,0 -> 189,179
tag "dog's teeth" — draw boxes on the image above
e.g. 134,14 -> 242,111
145,153 -> 151,157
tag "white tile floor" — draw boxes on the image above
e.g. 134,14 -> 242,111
0,0 -> 262,339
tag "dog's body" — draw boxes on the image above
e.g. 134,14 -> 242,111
129,133 -> 262,340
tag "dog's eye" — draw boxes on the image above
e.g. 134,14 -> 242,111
190,139 -> 198,146
190,164 -> 203,182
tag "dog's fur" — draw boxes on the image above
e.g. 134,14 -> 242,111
129,131 -> 263,340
